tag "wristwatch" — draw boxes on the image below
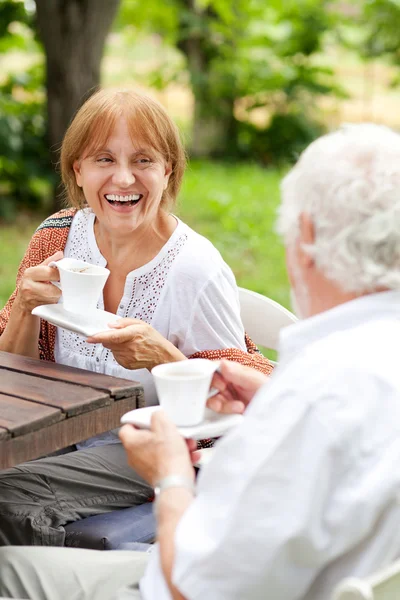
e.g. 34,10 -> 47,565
153,475 -> 196,515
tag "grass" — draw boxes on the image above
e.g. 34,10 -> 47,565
0,216 -> 42,308
0,161 -> 291,312
178,161 -> 290,308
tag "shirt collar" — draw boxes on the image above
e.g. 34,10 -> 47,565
279,290 -> 400,362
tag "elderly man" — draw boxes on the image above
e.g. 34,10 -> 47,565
2,122 -> 400,600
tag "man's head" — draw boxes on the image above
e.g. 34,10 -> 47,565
277,124 -> 400,318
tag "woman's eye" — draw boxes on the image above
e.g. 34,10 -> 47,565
136,158 -> 152,166
96,157 -> 112,163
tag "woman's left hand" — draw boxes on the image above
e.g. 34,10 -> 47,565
86,318 -> 186,370
119,411 -> 198,487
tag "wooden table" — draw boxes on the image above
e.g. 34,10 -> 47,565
0,351 -> 144,470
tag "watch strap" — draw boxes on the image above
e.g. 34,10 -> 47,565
154,475 -> 196,498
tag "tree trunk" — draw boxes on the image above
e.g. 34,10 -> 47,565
177,0 -> 238,158
34,0 -> 121,211
191,83 -> 237,158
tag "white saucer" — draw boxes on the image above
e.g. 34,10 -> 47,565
120,406 -> 243,440
32,304 -> 120,337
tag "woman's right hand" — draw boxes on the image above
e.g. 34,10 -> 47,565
207,359 -> 269,415
15,251 -> 64,313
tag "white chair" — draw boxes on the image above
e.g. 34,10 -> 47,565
331,560 -> 400,600
195,288 -> 296,468
238,287 -> 297,352
196,288 -> 296,468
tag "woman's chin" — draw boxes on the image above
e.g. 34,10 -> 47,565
99,213 -> 144,235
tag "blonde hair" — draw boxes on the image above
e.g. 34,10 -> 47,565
60,88 -> 186,210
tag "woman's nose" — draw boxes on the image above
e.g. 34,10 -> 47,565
113,165 -> 136,187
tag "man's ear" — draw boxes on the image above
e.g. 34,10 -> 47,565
298,213 -> 315,268
73,160 -> 82,188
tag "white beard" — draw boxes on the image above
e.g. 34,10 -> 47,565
287,245 -> 311,319
290,268 -> 311,319
290,288 -> 305,319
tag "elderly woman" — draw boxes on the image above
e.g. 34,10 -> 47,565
0,89 -> 272,546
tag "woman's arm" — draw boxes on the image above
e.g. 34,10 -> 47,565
0,297 -> 41,358
190,333 -> 274,375
0,253 -> 63,358
0,209 -> 75,360
0,221 -> 64,358
181,268 -> 274,375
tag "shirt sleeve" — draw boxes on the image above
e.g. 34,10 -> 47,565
177,266 -> 246,357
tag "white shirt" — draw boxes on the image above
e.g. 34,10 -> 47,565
141,291 -> 400,600
54,209 -> 246,448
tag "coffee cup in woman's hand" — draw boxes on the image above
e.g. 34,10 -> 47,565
48,257 -> 110,314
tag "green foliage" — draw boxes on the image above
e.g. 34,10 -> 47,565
0,64 -> 54,221
0,0 -> 33,52
237,112 -> 325,165
116,0 -> 342,161
177,160 -> 290,308
115,0 -> 179,41
0,0 -> 53,221
361,0 -> 400,59
356,0 -> 400,87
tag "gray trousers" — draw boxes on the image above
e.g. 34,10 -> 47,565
0,444 -> 153,546
0,546 -> 148,599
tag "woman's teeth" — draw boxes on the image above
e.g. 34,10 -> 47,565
105,194 -> 142,206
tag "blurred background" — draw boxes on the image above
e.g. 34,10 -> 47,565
0,0 -> 398,313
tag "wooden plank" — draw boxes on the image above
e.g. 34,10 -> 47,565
0,369 -> 111,417
0,351 -> 143,399
0,396 -> 139,469
0,393 -> 63,437
0,427 -> 10,441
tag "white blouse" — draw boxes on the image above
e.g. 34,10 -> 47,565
54,209 -> 246,448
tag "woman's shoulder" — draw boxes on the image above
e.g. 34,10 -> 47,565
36,207 -> 78,233
168,219 -> 234,287
176,219 -> 226,267
27,208 -> 78,259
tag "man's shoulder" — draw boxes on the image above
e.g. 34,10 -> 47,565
303,317 -> 400,375
275,317 -> 400,429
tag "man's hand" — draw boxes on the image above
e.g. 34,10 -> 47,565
119,411 -> 197,487
86,318 -> 185,371
207,359 -> 269,414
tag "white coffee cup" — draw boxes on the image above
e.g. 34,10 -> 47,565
50,258 -> 110,314
151,359 -> 219,427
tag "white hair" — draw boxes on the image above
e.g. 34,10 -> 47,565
277,123 -> 400,293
